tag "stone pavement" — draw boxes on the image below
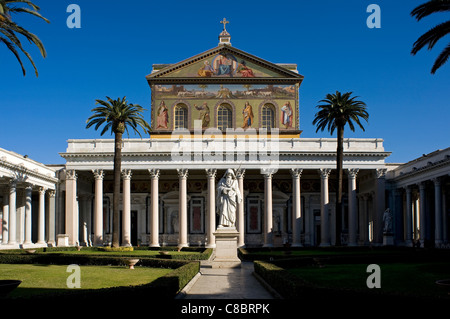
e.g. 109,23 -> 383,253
178,261 -> 276,299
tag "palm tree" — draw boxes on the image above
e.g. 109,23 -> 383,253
312,91 -> 369,245
0,0 -> 49,76
411,0 -> 450,74
86,97 -> 151,247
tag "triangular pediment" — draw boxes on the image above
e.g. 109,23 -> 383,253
146,46 -> 303,81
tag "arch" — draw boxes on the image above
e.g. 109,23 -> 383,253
172,102 -> 189,130
259,101 -> 278,129
214,100 -> 236,131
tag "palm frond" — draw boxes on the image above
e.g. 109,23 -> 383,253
86,96 -> 150,138
411,0 -> 450,21
411,20 -> 450,54
312,91 -> 368,135
431,42 -> 450,73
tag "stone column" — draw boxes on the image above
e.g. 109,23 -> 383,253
92,169 -> 104,246
205,169 -> 217,248
177,169 -> 189,248
149,169 -> 160,247
8,181 -> 17,244
290,168 -> 303,247
24,184 -> 33,245
2,187 -> 9,244
37,187 -> 46,244
405,186 -> 413,246
374,168 -> 387,244
121,169 -> 132,247
348,169 -> 359,246
319,168 -> 331,247
47,190 -> 56,247
418,182 -> 426,242
433,178 -> 443,245
65,169 -> 78,246
263,169 -> 274,247
236,169 -> 245,248
358,194 -> 367,245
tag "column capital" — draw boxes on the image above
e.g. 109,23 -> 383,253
25,183 -> 33,191
290,168 -> 303,178
376,168 -> 387,179
432,177 -> 441,186
48,189 -> 56,197
417,181 -> 426,190
319,168 -> 331,179
121,169 -> 132,180
177,168 -> 189,179
92,169 -> 104,180
8,179 -> 17,188
148,169 -> 160,179
235,168 -> 245,179
66,169 -> 77,180
347,168 -> 359,179
261,168 -> 275,178
38,186 -> 47,195
205,168 -> 217,178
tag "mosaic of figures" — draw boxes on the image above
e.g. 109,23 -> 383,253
164,53 -> 284,78
154,84 -> 296,99
153,84 -> 297,131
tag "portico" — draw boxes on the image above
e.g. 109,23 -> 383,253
0,147 -> 58,248
386,147 -> 450,248
59,137 -> 390,248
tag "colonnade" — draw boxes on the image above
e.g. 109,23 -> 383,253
397,177 -> 448,247
64,167 -> 372,248
1,181 -> 55,247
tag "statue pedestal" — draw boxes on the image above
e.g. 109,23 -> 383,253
383,232 -> 394,246
212,227 -> 241,268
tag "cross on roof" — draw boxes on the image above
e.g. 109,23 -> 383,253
220,18 -> 229,31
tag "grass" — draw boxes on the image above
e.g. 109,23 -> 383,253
0,264 -> 172,298
288,262 -> 450,298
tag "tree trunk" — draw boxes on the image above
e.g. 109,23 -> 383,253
112,131 -> 123,248
335,125 -> 344,246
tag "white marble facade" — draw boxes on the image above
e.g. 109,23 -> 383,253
0,147 -> 59,248
56,136 -> 392,248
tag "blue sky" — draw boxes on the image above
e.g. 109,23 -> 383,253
1,0 -> 449,164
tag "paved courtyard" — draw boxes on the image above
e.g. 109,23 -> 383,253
181,262 -> 274,299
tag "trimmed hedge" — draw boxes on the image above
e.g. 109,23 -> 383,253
0,253 -> 190,269
0,246 -> 213,261
254,260 -> 312,299
0,253 -> 200,301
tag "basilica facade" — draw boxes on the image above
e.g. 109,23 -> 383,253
58,27 -> 391,249
1,25 -> 448,250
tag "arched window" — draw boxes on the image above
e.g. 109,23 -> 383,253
174,104 -> 188,129
261,104 -> 275,129
217,104 -> 232,131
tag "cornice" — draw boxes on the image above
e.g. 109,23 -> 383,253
0,159 -> 59,184
392,156 -> 450,182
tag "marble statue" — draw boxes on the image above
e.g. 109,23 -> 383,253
383,208 -> 393,233
216,169 -> 242,228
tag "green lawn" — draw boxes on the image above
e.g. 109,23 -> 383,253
0,264 -> 172,298
288,262 -> 450,298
